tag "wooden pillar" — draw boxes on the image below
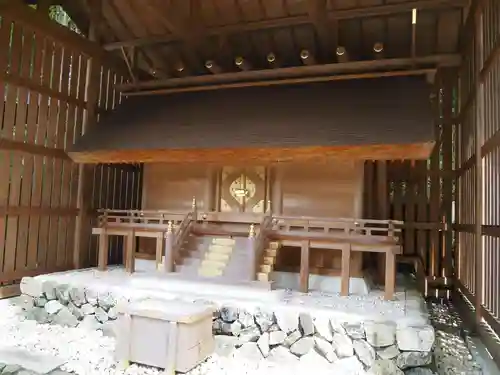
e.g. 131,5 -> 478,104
340,244 -> 351,296
155,231 -> 164,269
214,168 -> 222,212
97,229 -> 108,271
73,0 -> 102,269
271,167 -> 283,215
163,221 -> 174,272
384,248 -> 396,300
299,240 -> 310,293
248,224 -> 256,280
204,167 -> 216,211
125,230 -> 136,273
376,161 -> 389,285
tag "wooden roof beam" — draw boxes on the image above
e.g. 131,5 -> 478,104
306,0 -> 335,61
103,0 -> 467,51
116,53 -> 461,94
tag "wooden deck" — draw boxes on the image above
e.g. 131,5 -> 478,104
92,207 -> 403,300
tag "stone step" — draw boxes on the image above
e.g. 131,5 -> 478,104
212,237 -> 236,246
207,244 -> 234,254
257,272 -> 269,282
260,264 -> 272,273
264,249 -> 277,257
205,251 -> 231,262
269,242 -> 280,250
262,256 -> 275,265
198,267 -> 224,278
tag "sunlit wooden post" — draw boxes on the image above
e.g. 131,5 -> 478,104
299,240 -> 310,293
248,224 -> 256,280
163,221 -> 174,272
192,196 -> 198,221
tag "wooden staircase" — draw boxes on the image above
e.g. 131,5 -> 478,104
256,241 -> 281,282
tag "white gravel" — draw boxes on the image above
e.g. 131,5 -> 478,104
0,299 -> 361,375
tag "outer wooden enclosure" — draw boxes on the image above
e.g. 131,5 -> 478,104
0,0 -> 499,367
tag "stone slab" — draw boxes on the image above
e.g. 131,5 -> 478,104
0,348 -> 65,374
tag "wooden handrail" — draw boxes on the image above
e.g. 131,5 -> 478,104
251,215 -> 274,279
172,212 -> 195,263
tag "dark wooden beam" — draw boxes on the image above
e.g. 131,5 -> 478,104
103,0 -> 467,50
306,0 -> 335,60
116,54 -> 460,93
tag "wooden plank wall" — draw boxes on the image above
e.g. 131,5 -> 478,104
363,71 -> 455,284
0,5 -> 141,296
453,0 -> 500,365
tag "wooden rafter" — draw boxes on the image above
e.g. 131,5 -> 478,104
103,0 -> 467,51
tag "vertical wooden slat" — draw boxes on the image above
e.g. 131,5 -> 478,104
376,161 -> 388,284
416,160 -> 428,268
404,161 -> 416,255
299,240 -> 310,293
3,23 -> 25,277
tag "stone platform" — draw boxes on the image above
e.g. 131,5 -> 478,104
17,266 -> 436,374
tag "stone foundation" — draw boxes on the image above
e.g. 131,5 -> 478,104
17,275 -> 438,374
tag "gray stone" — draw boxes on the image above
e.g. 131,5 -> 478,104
314,317 -> 333,341
53,307 -> 78,327
1,364 -> 21,374
0,364 -> 4,372
44,300 -> 63,315
267,346 -> 299,364
220,306 -> 239,323
290,337 -> 314,356
254,309 -> 274,332
212,319 -> 222,333
283,330 -> 302,348
67,302 -> 84,320
25,307 -> 50,324
233,342 -> 263,362
230,321 -> 243,336
220,322 -> 232,335
69,287 -> 86,307
330,319 -> 347,335
299,349 -> 330,367
97,292 -> 115,311
275,311 -> 298,334
94,307 -> 109,323
33,297 -> 48,307
314,335 -> 338,363
20,277 -> 43,297
47,371 -> 73,375
107,306 -> 118,320
238,326 -> 261,342
335,356 -> 366,374
79,315 -> 102,331
13,295 -> 33,311
238,311 -> 255,328
396,325 -> 435,352
84,288 -> 98,306
269,330 -> 286,346
365,321 -> 396,348
299,313 -> 314,336
214,335 -> 241,357
80,303 -> 95,316
257,332 -> 270,357
17,370 -> 38,375
268,323 -> 280,332
101,321 -> 117,337
353,339 -> 376,368
0,348 -> 66,374
404,368 -> 436,375
395,352 -> 432,369
344,323 -> 365,339
368,359 -> 404,375
55,284 -> 70,305
332,332 -> 354,358
377,345 -> 400,360
42,281 -> 57,300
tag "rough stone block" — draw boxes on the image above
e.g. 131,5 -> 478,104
42,281 -> 57,300
219,306 -> 238,323
101,321 -> 117,338
335,356 -> 365,374
269,330 -> 286,346
44,300 -> 63,315
290,337 -> 314,356
69,287 -> 86,307
377,344 -> 400,360
254,309 -> 274,332
79,315 -> 102,331
332,332 -> 354,358
97,292 -> 115,311
267,346 -> 299,364
396,325 -> 435,352
299,349 -> 330,368
404,368 -> 437,375
107,306 -> 118,320
365,321 -> 396,348
80,303 -> 95,316
233,342 -> 263,362
344,323 -> 365,339
275,311 -> 298,334
368,359 -> 404,375
283,330 -> 302,348
299,313 -> 314,336
214,335 -> 241,357
257,332 -> 270,357
55,284 -> 70,305
395,352 -> 432,369
353,339 -> 376,368
53,307 -> 78,327
84,288 -> 98,306
20,277 -> 43,298
230,321 -> 243,336
24,307 -> 50,324
237,311 -> 255,328
12,295 -> 33,311
67,302 -> 84,320
33,297 -> 47,308
238,326 -> 261,342
314,317 -> 333,342
314,335 -> 338,363
94,307 -> 109,323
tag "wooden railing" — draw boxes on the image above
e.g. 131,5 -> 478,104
249,214 -> 274,280
97,209 -> 186,228
172,212 -> 195,263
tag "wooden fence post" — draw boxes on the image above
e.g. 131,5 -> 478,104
163,221 -> 174,272
300,240 -> 310,293
248,224 -> 256,280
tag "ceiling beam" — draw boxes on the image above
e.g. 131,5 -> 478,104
103,0 -> 467,51
116,53 -> 461,93
306,0 -> 335,60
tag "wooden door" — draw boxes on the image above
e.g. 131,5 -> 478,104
220,167 -> 267,213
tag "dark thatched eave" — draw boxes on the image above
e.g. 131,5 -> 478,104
69,76 -> 436,164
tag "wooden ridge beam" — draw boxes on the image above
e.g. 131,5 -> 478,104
103,0 -> 467,50
117,54 -> 460,93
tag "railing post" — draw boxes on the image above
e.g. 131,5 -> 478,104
192,196 -> 198,222
248,224 -> 256,280
163,221 -> 174,272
